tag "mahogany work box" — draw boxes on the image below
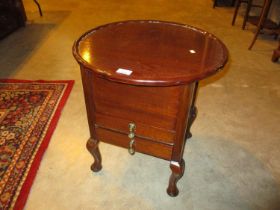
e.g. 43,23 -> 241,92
73,20 -> 228,196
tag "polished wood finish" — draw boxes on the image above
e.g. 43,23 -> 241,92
74,21 -> 227,86
73,20 -> 228,196
96,127 -> 173,160
167,159 -> 185,196
86,138 -> 102,172
92,76 -> 180,131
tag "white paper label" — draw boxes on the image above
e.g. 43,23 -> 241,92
116,68 -> 133,76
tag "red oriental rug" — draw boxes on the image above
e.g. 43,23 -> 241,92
0,79 -> 74,210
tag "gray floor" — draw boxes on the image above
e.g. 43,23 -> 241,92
0,0 -> 280,209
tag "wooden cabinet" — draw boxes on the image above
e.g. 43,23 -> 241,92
73,20 -> 228,196
81,73 -> 195,161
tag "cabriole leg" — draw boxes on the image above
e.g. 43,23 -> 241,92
86,138 -> 102,172
167,159 -> 185,197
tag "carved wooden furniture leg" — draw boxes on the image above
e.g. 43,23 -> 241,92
167,159 -> 185,197
272,40 -> 280,62
86,138 -> 102,172
186,82 -> 199,139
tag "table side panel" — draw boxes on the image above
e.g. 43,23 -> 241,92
80,66 -> 98,138
172,83 -> 196,161
92,76 -> 181,131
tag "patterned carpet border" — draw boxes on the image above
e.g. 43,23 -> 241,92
0,79 -> 74,210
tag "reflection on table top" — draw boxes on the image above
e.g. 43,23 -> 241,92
73,20 -> 228,86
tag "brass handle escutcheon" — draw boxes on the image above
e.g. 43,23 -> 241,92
128,123 -> 136,155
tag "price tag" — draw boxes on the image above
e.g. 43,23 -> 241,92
116,68 -> 133,76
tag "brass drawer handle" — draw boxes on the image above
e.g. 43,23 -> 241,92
128,123 -> 136,155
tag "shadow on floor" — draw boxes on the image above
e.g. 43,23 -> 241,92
0,11 -> 70,78
186,136 -> 280,210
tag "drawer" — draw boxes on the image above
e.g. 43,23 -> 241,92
95,112 -> 175,144
95,126 -> 173,160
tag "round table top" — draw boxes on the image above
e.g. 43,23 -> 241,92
73,20 -> 228,86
